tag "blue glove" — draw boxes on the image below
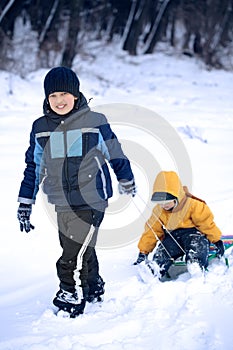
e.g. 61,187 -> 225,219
17,203 -> 35,233
214,240 -> 225,258
118,179 -> 137,197
133,252 -> 148,265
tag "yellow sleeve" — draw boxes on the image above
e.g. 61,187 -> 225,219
190,200 -> 222,243
138,207 -> 165,253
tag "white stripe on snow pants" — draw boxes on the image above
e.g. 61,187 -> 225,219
56,209 -> 104,301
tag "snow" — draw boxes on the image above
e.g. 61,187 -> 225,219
1,42 -> 233,349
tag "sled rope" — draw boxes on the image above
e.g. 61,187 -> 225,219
133,193 -> 186,255
132,198 -> 174,260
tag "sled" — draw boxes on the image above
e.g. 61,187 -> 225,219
137,235 -> 233,282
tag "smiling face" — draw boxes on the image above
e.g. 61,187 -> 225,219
48,92 -> 77,115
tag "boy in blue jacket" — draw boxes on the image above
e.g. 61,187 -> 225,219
17,67 -> 136,317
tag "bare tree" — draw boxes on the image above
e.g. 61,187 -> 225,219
61,0 -> 83,67
38,0 -> 60,44
122,0 -> 150,55
143,0 -> 171,54
0,0 -> 16,24
202,0 -> 232,66
1,0 -> 233,72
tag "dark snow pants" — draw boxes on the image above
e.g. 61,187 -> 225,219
56,209 -> 104,298
153,228 -> 209,276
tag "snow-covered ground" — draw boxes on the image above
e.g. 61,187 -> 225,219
1,42 -> 233,350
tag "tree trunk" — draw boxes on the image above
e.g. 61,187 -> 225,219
122,0 -> 150,55
122,0 -> 138,54
0,0 -> 16,24
38,0 -> 59,44
202,0 -> 232,67
61,0 -> 83,67
143,0 -> 171,54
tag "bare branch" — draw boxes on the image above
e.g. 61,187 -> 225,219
143,0 -> 171,54
0,0 -> 16,24
39,0 -> 59,44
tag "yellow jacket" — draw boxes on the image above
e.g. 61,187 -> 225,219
138,171 -> 222,254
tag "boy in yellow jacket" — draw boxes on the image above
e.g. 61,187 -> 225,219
134,171 -> 224,276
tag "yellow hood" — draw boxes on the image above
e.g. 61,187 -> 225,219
152,171 -> 185,203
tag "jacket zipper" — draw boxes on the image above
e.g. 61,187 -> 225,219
83,132 -> 88,155
61,120 -> 71,193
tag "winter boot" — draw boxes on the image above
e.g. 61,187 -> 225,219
87,276 -> 105,303
53,289 -> 86,317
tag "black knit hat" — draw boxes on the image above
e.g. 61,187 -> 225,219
44,67 -> 80,99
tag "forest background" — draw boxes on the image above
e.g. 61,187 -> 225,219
1,0 -> 233,76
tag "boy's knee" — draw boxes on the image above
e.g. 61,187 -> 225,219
57,258 -> 76,270
186,245 -> 209,268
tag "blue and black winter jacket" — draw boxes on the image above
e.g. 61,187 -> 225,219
18,93 -> 134,211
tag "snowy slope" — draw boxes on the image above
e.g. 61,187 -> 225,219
1,42 -> 233,350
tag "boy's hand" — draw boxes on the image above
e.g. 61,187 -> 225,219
17,203 -> 35,233
118,179 -> 137,197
